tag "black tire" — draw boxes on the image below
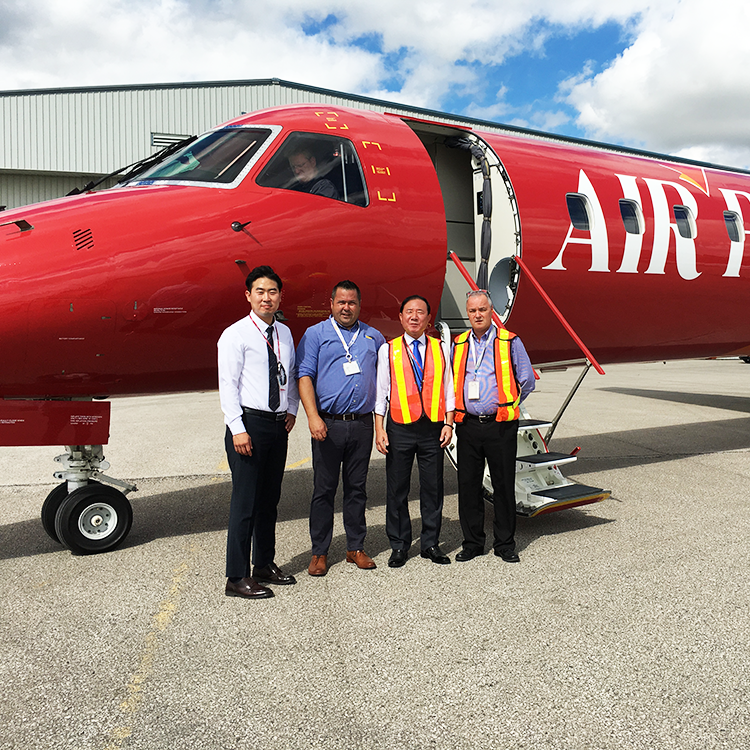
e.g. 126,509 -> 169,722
54,484 -> 133,554
40,483 -> 69,543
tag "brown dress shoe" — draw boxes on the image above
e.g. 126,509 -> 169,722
225,577 -> 274,599
308,554 -> 328,576
346,550 -> 377,569
252,562 -> 297,585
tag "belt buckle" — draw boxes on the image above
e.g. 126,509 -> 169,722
478,414 -> 493,424
275,411 -> 287,422
341,413 -> 356,422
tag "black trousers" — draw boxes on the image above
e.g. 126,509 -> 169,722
310,414 -> 373,554
456,418 -> 518,553
385,417 -> 444,551
225,414 -> 288,579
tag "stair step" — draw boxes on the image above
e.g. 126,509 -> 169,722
518,419 -> 552,431
516,451 -> 577,469
519,483 -> 611,517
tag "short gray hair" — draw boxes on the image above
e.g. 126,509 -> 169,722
466,289 -> 493,308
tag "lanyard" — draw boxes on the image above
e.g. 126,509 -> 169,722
404,336 -> 424,382
469,330 -> 491,376
331,317 -> 360,362
249,314 -> 287,385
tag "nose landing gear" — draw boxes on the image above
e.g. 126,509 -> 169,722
40,445 -> 136,554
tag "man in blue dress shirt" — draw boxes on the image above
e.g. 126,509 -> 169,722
452,290 -> 535,564
296,280 -> 385,576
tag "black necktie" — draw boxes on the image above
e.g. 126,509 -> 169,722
266,325 -> 280,411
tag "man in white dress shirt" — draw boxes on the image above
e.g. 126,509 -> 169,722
374,295 -> 455,568
218,265 -> 299,600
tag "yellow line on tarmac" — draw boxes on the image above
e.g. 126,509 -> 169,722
286,456 -> 311,469
103,547 -> 196,750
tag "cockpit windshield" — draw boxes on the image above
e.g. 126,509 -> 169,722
126,128 -> 273,185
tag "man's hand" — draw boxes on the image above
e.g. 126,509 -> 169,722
375,427 -> 389,455
285,414 -> 297,433
308,414 -> 328,442
439,424 -> 453,448
233,431 -> 253,456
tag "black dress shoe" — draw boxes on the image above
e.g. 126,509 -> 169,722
495,548 -> 520,563
252,562 -> 297,585
420,545 -> 451,564
388,549 -> 408,568
225,577 -> 274,599
455,547 -> 485,562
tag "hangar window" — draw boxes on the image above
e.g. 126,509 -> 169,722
565,193 -> 593,231
256,132 -> 369,207
673,205 -> 697,239
724,211 -> 744,243
127,128 -> 273,185
619,199 -> 644,234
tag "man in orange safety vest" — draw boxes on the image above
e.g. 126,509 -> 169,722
375,295 -> 455,568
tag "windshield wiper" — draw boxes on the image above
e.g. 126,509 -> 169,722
66,135 -> 198,196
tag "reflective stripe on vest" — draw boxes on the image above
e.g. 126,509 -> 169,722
452,328 -> 520,423
389,335 -> 446,424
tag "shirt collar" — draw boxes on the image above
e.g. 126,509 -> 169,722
471,324 -> 496,344
330,315 -> 360,334
404,333 -> 426,346
250,310 -> 274,330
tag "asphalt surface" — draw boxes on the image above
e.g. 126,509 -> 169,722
1,359 -> 749,749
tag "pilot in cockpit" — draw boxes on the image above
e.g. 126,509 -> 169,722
287,147 -> 340,200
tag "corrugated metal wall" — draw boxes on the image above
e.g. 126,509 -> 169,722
0,79 -> 497,210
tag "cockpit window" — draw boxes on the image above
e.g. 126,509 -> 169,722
256,132 -> 368,207
127,128 -> 274,185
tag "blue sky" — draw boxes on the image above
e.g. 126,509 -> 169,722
2,0 -> 750,167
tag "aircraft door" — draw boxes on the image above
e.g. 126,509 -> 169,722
404,121 -> 521,330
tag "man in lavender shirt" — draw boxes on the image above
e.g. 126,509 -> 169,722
451,290 -> 535,563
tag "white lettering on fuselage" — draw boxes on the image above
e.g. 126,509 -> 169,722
545,169 -> 749,279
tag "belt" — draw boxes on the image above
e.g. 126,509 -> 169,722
242,407 -> 287,422
319,411 -> 371,422
464,411 -> 498,424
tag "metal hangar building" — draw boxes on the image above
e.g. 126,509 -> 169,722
0,77 -> 516,211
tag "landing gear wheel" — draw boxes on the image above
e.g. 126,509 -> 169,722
41,483 -> 69,543
54,484 -> 133,554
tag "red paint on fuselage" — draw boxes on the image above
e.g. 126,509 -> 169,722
2,104 -> 749,401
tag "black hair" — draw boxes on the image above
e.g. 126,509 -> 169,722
331,279 -> 361,302
399,294 -> 431,314
245,265 -> 282,292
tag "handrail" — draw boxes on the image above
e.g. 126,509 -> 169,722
447,251 -> 506,330
511,254 -> 605,375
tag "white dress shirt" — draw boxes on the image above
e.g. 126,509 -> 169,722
375,333 -> 455,417
218,310 -> 299,435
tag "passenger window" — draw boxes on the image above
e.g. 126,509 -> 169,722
619,199 -> 644,234
566,193 -> 592,231
673,205 -> 696,239
257,133 -> 368,207
724,211 -> 744,243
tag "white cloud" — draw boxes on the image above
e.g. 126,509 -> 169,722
563,0 -> 750,167
3,1 -> 750,169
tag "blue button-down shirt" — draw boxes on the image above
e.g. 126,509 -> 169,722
453,326 -> 535,416
296,316 -> 385,414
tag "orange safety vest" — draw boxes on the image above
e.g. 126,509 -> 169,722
452,328 -> 520,423
388,335 -> 446,424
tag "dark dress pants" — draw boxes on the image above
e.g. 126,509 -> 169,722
310,414 -> 373,554
456,418 -> 518,553
385,417 -> 444,551
225,414 -> 288,579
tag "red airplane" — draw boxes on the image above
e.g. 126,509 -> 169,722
2,104 -> 749,554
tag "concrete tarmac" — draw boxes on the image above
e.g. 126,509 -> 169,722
1,359 -> 749,749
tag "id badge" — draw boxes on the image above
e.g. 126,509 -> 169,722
467,380 -> 480,400
343,361 -> 361,376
